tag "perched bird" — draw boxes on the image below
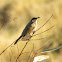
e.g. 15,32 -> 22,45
14,17 -> 40,45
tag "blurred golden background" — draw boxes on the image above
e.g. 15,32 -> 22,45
0,0 -> 62,62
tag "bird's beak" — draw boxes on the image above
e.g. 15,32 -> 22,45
37,17 -> 40,19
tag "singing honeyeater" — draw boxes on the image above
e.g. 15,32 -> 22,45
14,17 -> 40,45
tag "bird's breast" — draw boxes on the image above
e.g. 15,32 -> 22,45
31,20 -> 37,33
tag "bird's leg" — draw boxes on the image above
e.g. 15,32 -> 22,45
33,31 -> 35,34
31,31 -> 35,37
26,35 -> 32,41
27,38 -> 30,41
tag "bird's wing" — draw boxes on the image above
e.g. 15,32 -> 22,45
21,22 -> 36,36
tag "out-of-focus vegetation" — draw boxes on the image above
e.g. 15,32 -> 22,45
0,0 -> 62,62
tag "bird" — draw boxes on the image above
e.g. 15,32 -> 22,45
14,17 -> 40,45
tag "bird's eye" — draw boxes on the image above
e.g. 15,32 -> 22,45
32,19 -> 36,22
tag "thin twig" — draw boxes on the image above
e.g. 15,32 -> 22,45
0,20 -> 8,30
0,54 -> 2,62
10,47 -> 16,60
0,17 -> 16,30
16,41 -> 30,62
35,14 -> 53,32
31,37 -> 46,41
17,44 -> 20,62
0,41 -> 15,55
33,41 -> 53,56
27,43 -> 34,62
9,50 -> 11,62
29,41 -> 50,62
17,44 -> 19,55
35,41 -> 49,52
30,44 -> 37,62
32,25 -> 54,37
0,23 -> 5,30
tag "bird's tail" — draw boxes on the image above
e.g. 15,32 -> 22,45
14,35 -> 22,45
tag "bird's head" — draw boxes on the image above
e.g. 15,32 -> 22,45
31,17 -> 40,22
